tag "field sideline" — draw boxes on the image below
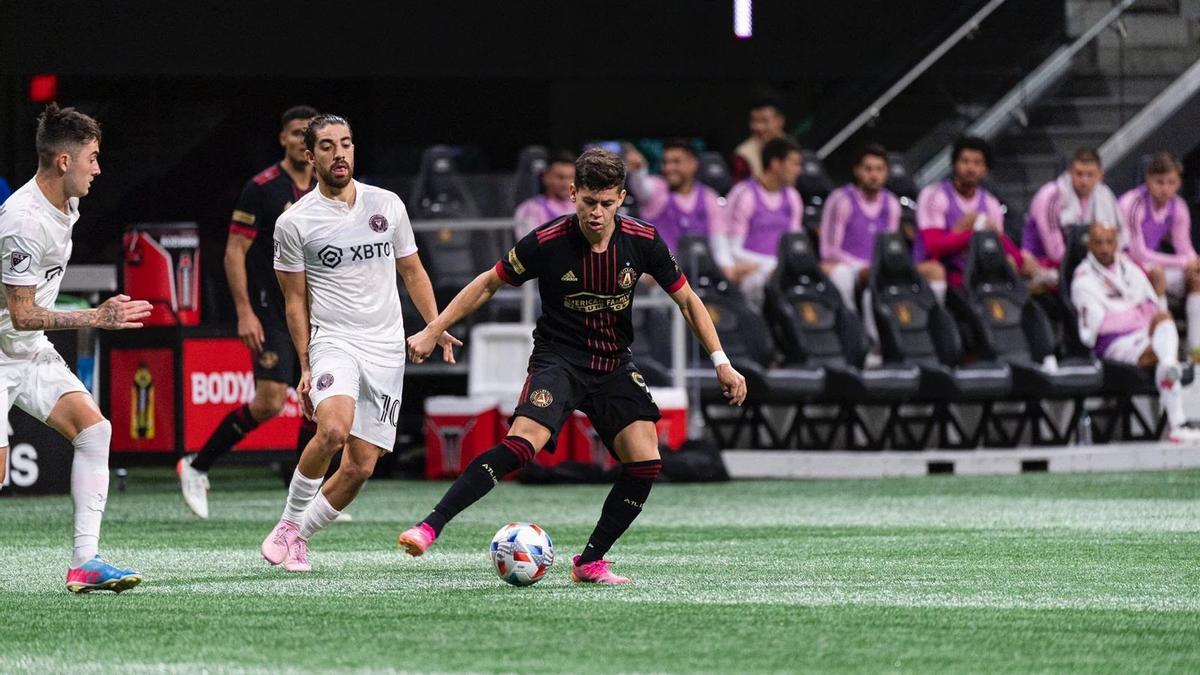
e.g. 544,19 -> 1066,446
1,468 -> 1199,673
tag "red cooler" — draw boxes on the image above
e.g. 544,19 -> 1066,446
649,387 -> 688,450
424,396 -> 498,479
566,411 -> 619,470
123,223 -> 202,326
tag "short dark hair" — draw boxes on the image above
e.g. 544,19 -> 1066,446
281,105 -> 319,129
761,137 -> 800,171
951,136 -> 993,167
303,113 -> 352,152
853,143 -> 889,167
1072,146 -> 1102,167
1146,151 -> 1183,177
662,138 -> 699,159
574,147 -> 626,191
548,150 -> 577,167
749,96 -> 785,116
36,103 -> 101,168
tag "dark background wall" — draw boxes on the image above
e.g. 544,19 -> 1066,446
0,0 -> 1064,319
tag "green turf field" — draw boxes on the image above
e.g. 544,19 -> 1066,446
2,468 -> 1199,673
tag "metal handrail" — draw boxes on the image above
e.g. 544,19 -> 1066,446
816,0 -> 1012,160
914,0 -> 1138,186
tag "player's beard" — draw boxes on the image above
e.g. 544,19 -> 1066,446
320,160 -> 354,188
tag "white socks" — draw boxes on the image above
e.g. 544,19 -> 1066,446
71,421 -> 111,567
1151,321 -> 1187,429
1151,319 -> 1179,366
1186,292 -> 1200,353
930,280 -> 947,305
299,492 -> 341,541
282,468 -> 322,524
828,264 -> 857,312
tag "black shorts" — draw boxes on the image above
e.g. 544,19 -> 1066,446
253,314 -> 300,386
512,350 -> 661,456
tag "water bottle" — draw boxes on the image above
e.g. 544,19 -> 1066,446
1076,412 -> 1093,446
115,468 -> 128,493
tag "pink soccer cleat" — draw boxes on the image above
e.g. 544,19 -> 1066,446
283,537 -> 311,573
397,523 -> 437,557
261,519 -> 299,565
570,554 -> 630,585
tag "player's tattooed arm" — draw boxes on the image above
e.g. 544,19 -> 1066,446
4,285 -> 152,331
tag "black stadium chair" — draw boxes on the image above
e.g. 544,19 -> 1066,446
1058,225 -> 1193,441
868,232 -> 1011,448
676,235 -> 824,447
409,145 -> 482,220
885,152 -> 918,201
961,231 -> 1103,445
764,233 -> 920,448
697,151 -> 733,196
509,145 -> 548,214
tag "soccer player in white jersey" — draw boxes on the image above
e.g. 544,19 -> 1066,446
0,104 -> 152,592
260,114 -> 459,572
1072,221 -> 1200,443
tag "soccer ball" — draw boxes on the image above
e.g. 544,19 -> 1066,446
490,522 -> 554,586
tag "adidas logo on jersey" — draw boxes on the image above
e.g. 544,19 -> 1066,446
561,270 -> 578,282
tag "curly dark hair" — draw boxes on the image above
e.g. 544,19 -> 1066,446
36,103 -> 101,168
575,147 -> 626,191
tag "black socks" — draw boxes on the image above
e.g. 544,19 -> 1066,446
190,404 -> 260,472
422,436 -> 535,535
578,459 -> 662,564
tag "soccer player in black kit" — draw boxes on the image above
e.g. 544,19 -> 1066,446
178,106 -> 320,519
399,148 -> 747,584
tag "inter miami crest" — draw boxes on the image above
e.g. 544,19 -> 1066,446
315,372 -> 334,391
369,214 -> 389,233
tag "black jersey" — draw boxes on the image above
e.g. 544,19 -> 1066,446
228,163 -> 315,320
495,214 -> 686,372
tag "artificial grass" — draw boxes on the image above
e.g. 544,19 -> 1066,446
1,469 -> 1198,673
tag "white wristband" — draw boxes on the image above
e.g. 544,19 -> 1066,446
710,350 -> 731,367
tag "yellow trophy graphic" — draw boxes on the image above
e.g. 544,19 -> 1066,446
131,363 -> 155,440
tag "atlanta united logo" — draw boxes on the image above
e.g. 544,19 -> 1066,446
258,351 -> 279,368
315,373 -> 334,391
631,372 -> 646,389
801,302 -> 819,325
530,389 -> 553,408
618,266 -> 636,289
369,214 -> 388,233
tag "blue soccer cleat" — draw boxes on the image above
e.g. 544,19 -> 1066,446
66,556 -> 144,594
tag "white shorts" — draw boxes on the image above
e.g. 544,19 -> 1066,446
0,349 -> 88,447
1102,327 -> 1151,365
307,342 -> 404,452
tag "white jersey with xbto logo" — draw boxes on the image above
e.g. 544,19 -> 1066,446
273,180 -> 417,364
0,178 -> 77,362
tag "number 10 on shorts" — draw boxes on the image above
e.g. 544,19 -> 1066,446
377,393 -> 401,427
